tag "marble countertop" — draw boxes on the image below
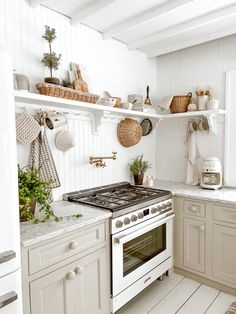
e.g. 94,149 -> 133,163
153,180 -> 236,205
20,201 -> 111,247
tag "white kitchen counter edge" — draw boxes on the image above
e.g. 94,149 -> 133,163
153,180 -> 236,206
20,201 -> 112,247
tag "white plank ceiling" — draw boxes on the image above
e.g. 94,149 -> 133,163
30,0 -> 236,57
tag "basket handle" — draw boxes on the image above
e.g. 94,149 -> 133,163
188,92 -> 192,97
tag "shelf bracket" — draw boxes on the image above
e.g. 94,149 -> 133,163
91,111 -> 110,135
149,117 -> 162,130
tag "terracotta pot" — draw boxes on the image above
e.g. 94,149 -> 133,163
44,77 -> 60,85
133,174 -> 144,185
19,198 -> 36,222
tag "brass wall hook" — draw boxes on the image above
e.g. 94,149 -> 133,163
90,152 -> 117,168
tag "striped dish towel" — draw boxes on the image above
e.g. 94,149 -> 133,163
225,302 -> 236,314
30,126 -> 60,189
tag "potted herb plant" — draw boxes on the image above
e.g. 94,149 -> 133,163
18,165 -> 61,223
129,154 -> 151,185
41,25 -> 61,85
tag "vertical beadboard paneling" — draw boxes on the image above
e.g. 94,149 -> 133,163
3,0 -> 157,200
156,35 -> 236,183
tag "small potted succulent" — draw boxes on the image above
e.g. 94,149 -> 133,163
18,165 -> 62,223
41,25 -> 61,85
129,154 -> 151,185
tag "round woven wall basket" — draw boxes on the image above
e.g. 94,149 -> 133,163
117,118 -> 142,147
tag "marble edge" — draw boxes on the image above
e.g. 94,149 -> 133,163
21,212 -> 111,248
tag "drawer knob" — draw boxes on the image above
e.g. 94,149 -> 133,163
70,241 -> 78,250
67,271 -> 76,280
75,266 -> 84,275
190,206 -> 197,213
199,225 -> 205,232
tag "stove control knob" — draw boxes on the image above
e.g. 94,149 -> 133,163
138,212 -> 144,219
124,217 -> 131,225
131,215 -> 138,222
116,220 -> 123,228
167,201 -> 172,207
156,206 -> 162,212
151,207 -> 156,214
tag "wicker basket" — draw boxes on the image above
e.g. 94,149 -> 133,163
170,92 -> 192,113
36,82 -> 99,104
117,118 -> 142,147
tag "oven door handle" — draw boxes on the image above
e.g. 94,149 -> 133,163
114,213 -> 175,244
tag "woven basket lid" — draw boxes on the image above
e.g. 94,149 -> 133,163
16,113 -> 41,145
117,118 -> 142,147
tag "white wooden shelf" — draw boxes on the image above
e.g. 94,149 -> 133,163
14,91 -> 226,134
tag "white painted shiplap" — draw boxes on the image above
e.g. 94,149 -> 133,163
156,35 -> 236,183
0,0 -> 157,200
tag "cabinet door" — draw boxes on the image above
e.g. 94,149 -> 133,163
212,224 -> 236,287
183,218 -> 205,273
30,248 -> 109,314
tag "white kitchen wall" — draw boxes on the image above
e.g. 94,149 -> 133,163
1,0 -> 157,200
155,35 -> 236,183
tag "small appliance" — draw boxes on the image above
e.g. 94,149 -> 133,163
200,157 -> 222,190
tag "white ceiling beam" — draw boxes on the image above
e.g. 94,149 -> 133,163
128,3 -> 236,50
147,25 -> 236,58
71,0 -> 114,25
103,0 -> 194,39
30,0 -> 44,8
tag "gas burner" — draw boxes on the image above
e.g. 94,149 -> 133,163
64,182 -> 172,216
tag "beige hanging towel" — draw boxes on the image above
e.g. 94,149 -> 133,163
30,112 -> 60,188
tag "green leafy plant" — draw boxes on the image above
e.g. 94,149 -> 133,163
41,25 -> 61,77
129,154 -> 151,175
18,165 -> 62,223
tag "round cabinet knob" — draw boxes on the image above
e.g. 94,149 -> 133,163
124,217 -> 131,225
190,206 -> 197,213
70,241 -> 78,250
138,212 -> 144,219
151,207 -> 156,214
199,225 -> 205,232
116,220 -> 123,228
67,271 -> 76,280
131,215 -> 137,222
75,266 -> 84,275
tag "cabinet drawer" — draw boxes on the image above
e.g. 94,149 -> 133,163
213,205 -> 236,225
184,200 -> 205,218
28,222 -> 106,275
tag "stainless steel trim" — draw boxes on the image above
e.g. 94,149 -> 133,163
0,250 -> 16,264
0,291 -> 17,309
114,213 -> 175,244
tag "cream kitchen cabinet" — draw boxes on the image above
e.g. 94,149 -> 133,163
174,196 -> 236,293
21,220 -> 110,314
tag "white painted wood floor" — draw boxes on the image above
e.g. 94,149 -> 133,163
117,273 -> 236,314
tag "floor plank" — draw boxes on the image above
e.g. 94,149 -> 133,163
205,291 -> 236,314
148,278 -> 201,314
176,284 -> 220,314
117,273 -> 184,314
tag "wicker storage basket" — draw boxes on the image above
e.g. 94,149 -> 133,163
170,92 -> 192,113
36,82 -> 99,104
117,118 -> 142,147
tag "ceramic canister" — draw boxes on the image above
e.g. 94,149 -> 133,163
45,113 -> 66,130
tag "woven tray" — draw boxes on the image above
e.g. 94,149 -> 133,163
36,82 -> 99,104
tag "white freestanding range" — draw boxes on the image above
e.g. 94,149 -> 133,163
0,48 -> 23,313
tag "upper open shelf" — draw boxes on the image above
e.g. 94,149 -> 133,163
14,91 -> 226,134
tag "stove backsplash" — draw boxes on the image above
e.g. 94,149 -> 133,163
17,114 -> 157,201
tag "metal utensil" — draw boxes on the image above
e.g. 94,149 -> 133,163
144,85 -> 152,106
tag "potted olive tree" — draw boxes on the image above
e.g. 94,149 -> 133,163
41,25 -> 61,85
18,165 -> 61,223
129,154 -> 151,185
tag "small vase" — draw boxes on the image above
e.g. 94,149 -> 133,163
19,198 -> 36,222
133,174 -> 144,185
44,77 -> 60,85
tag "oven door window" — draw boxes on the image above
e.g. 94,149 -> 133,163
123,223 -> 166,277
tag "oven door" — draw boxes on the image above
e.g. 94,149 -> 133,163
112,213 -> 174,297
